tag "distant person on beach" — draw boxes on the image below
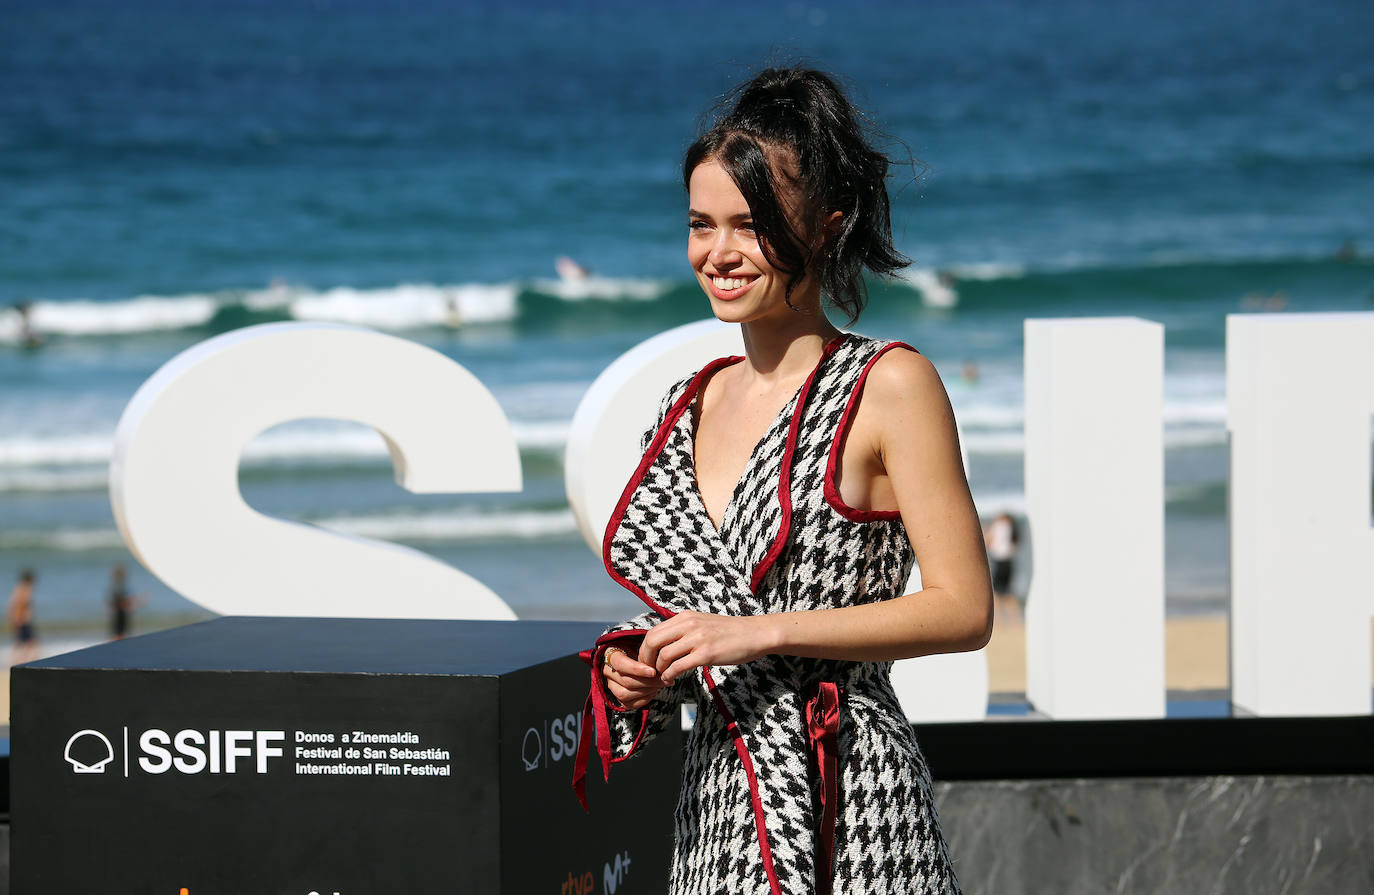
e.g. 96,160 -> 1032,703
107,564 -> 143,640
578,67 -> 986,894
9,568 -> 39,664
13,301 -> 43,349
1240,290 -> 1287,312
983,512 -> 1021,621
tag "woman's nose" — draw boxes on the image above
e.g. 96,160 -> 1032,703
708,233 -> 741,268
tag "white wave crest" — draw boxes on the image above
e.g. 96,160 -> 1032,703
0,433 -> 112,467
0,466 -> 109,494
0,527 -> 126,552
509,420 -> 571,451
0,275 -> 684,343
314,507 -> 577,541
0,417 -> 571,475
289,282 -> 519,328
529,276 -> 668,302
0,295 -> 219,341
944,262 -> 1027,281
2,507 -> 577,553
0,281 -> 530,343
961,430 -> 1027,455
902,269 -> 958,308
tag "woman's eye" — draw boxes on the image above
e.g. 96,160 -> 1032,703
688,220 -> 710,231
739,222 -> 757,234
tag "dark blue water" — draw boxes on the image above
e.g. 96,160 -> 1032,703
2,0 -> 1372,634
5,0 -> 1371,297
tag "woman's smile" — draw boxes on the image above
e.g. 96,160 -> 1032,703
706,273 -> 758,300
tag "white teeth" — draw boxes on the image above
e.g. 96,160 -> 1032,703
712,276 -> 749,291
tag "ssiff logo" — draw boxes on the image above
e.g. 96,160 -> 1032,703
525,711 -> 582,772
64,729 -> 115,774
63,727 -> 286,776
522,727 -> 542,771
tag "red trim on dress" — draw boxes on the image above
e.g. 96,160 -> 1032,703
578,355 -> 744,811
703,668 -> 784,895
823,341 -> 918,522
748,333 -> 850,592
600,355 -> 744,618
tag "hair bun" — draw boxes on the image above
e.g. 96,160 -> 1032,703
683,65 -> 913,324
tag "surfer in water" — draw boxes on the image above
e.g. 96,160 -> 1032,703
13,302 -> 43,349
555,255 -> 592,282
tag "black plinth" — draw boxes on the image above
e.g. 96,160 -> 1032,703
10,616 -> 679,894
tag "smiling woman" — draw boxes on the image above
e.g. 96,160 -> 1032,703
575,67 -> 990,895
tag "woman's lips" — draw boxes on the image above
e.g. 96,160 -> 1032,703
706,274 -> 758,301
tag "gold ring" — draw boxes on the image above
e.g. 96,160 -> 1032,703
603,646 -> 625,672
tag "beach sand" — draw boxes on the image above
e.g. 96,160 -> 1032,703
986,612 -> 1232,694
2,616 -> 1369,723
987,612 -> 1374,694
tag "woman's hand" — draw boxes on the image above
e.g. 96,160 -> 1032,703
639,611 -> 777,685
603,647 -> 666,710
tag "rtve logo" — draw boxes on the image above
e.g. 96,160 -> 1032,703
175,889 -> 339,894
561,851 -> 631,895
64,728 -> 286,776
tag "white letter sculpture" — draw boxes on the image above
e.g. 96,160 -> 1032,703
1024,318 -> 1166,719
566,319 -> 988,722
110,322 -> 519,620
1228,312 -> 1374,716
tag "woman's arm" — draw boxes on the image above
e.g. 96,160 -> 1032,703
641,348 -> 994,685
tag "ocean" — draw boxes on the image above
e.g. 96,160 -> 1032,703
2,0 -> 1372,638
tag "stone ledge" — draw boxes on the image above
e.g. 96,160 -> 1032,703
934,774 -> 1374,895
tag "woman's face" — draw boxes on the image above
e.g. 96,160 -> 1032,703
687,158 -> 815,326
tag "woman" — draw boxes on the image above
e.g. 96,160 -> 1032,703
574,67 -> 991,895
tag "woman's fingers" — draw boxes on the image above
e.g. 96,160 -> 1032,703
660,653 -> 705,685
606,645 -> 659,679
607,679 -> 647,709
607,674 -> 658,709
638,612 -> 693,668
651,636 -> 695,678
603,646 -> 666,709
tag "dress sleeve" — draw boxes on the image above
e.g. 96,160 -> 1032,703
573,610 -> 688,810
594,612 -> 689,760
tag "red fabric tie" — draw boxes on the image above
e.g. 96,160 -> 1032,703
572,648 -> 599,811
805,681 -> 843,895
572,634 -> 646,811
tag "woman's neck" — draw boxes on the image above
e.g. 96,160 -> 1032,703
737,301 -> 845,386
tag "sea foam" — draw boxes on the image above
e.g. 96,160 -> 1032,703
0,276 -> 673,343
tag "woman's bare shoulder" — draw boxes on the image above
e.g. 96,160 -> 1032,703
863,344 -> 950,417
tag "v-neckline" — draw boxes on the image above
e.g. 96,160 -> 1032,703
686,335 -> 846,539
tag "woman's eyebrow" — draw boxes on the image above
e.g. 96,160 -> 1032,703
688,208 -> 751,221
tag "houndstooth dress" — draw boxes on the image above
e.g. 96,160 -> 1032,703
573,333 -> 962,895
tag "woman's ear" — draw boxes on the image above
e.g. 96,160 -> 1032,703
822,210 -> 844,242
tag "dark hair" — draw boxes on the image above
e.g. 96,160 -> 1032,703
19,568 -> 34,583
683,66 -> 910,323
